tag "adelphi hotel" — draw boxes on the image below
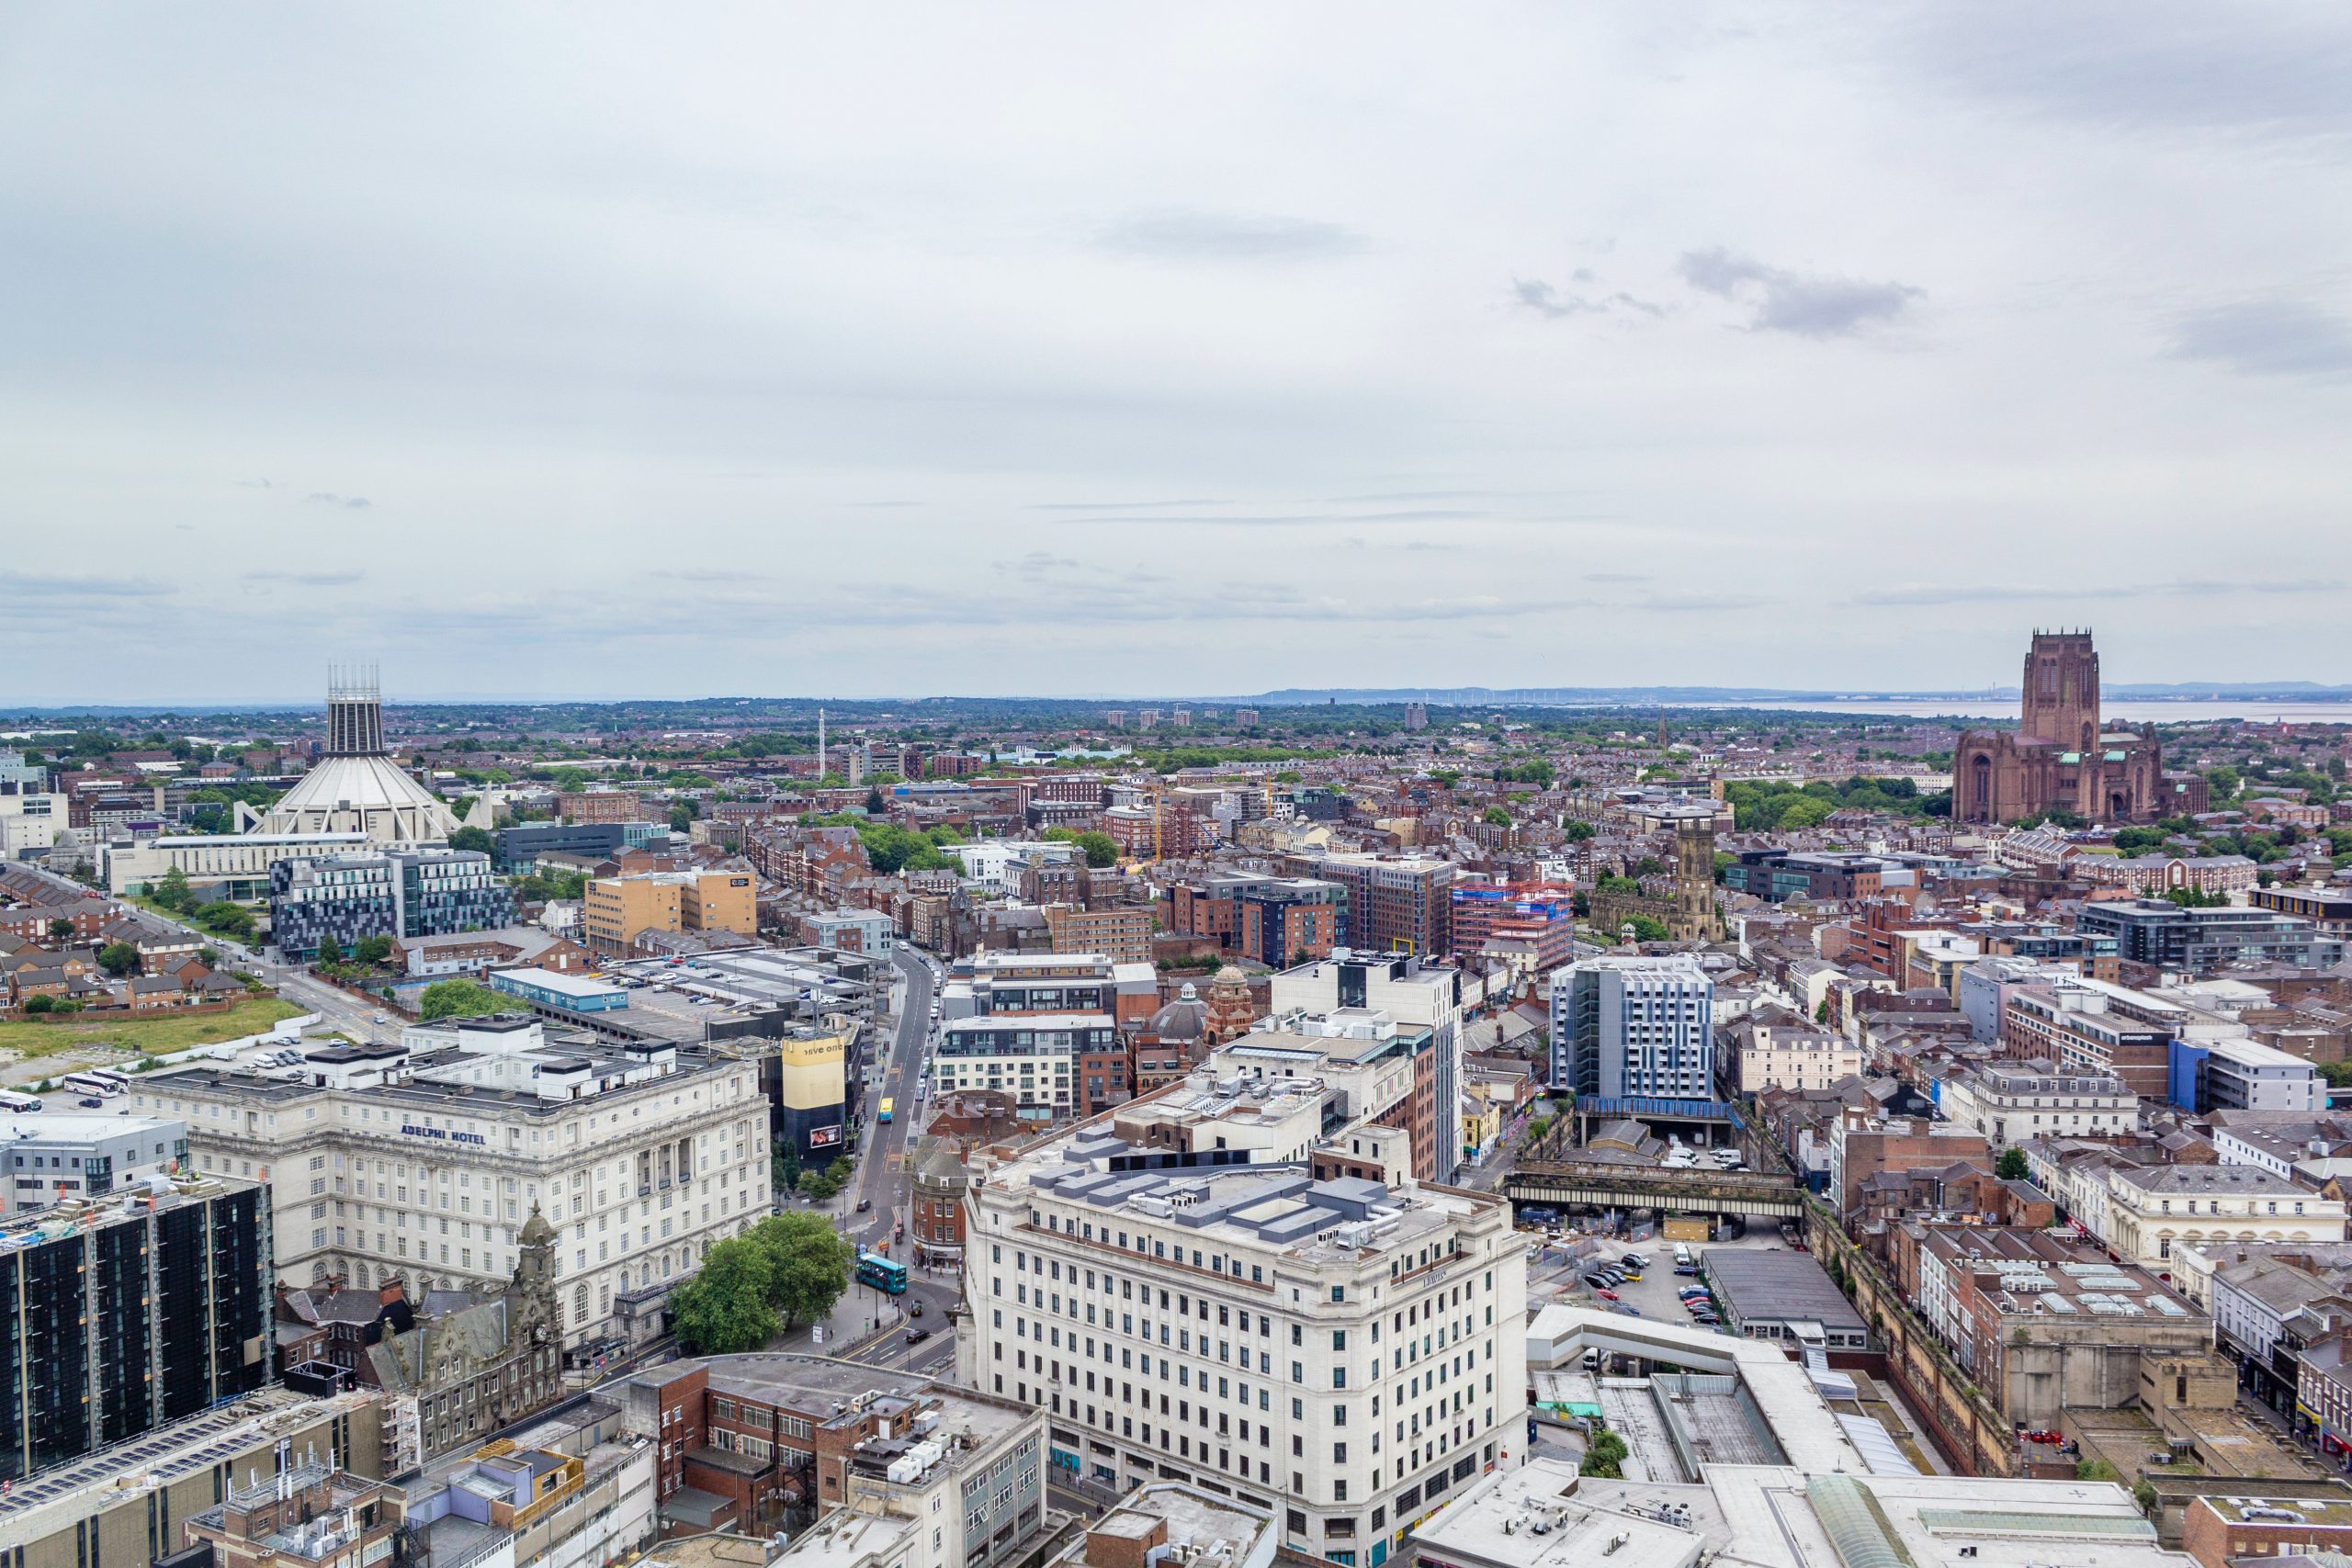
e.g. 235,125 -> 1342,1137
131,1010 -> 770,1348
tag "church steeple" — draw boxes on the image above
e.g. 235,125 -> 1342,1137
509,1203 -> 560,1345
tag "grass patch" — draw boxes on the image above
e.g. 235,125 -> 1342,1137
0,998 -> 306,1058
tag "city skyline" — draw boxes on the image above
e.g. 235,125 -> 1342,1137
6,7 -> 2350,700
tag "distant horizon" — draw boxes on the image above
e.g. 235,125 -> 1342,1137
7,679 -> 2352,718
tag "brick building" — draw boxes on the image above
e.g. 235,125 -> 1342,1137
1955,631 -> 2166,826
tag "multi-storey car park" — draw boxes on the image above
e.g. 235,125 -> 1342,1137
131,1010 -> 769,1349
960,1069 -> 1527,1568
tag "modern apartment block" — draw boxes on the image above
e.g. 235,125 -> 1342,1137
933,1012 -> 1115,1120
960,1071 -> 1527,1566
584,869 -> 757,955
1548,953 -> 1714,1106
1283,852 -> 1454,957
267,846 -> 515,957
0,1177 -> 270,1486
1272,953 -> 1466,1183
1169,874 -> 1344,965
0,1111 -> 188,1214
2076,898 -> 2346,976
1043,902 -> 1154,964
134,1011 -> 769,1347
1445,882 -> 1576,972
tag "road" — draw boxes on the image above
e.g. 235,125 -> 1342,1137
839,946 -> 935,1253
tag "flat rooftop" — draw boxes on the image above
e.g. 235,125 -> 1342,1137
1423,1459 -> 2189,1568
1701,1248 -> 1868,1333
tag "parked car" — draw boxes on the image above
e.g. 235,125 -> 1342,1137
855,1199 -> 873,1213
78,1097 -> 106,1108
1675,1263 -> 1699,1276
1621,1253 -> 1650,1269
1594,1289 -> 1619,1302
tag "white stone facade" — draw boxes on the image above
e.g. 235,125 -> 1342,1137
134,1015 -> 770,1345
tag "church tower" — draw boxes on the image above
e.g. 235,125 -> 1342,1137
1668,819 -> 1724,942
2018,630 -> 2101,751
509,1204 -> 560,1347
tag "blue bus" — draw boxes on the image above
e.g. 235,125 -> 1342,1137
856,1251 -> 909,1295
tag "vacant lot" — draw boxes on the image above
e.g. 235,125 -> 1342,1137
0,997 -> 304,1059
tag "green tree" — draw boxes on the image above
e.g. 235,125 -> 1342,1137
96,941 -> 141,977
23,995 -> 54,1015
187,901 -> 256,941
746,1213 -> 854,1326
197,947 -> 220,968
1579,1430 -> 1629,1479
354,935 -> 394,965
153,865 -> 195,914
1623,914 -> 1669,943
2205,765 -> 2240,806
865,784 -> 887,815
1561,819 -> 1596,843
670,799 -> 696,834
447,826 -> 495,854
315,935 -> 345,965
670,1237 -> 781,1354
1074,830 -> 1118,869
2075,1458 -> 2120,1483
47,918 -> 74,942
417,978 -> 507,1021
1482,807 -> 1512,828
1996,1147 -> 2030,1181
1428,771 -> 1461,790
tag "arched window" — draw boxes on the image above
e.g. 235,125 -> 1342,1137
573,1285 -> 590,1325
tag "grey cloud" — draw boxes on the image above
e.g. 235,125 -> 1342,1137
1030,499 -> 1221,512
1637,593 -> 1775,613
244,569 -> 365,587
1854,579 -> 2341,608
305,491 -> 372,509
653,568 -> 769,583
1512,279 -> 1666,321
2167,299 -> 2352,378
1,572 -> 175,598
1585,571 -> 1651,583
999,551 -> 1082,577
844,501 -> 922,510
1678,248 -> 1920,338
1099,211 -> 1365,262
236,478 -> 272,489
1049,509 -> 1486,526
1513,279 -> 1598,320
1902,10 -> 2352,141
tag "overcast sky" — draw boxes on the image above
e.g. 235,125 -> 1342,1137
4,5 -> 2349,704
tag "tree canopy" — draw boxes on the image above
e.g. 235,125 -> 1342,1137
670,1239 -> 782,1354
669,1212 -> 854,1355
417,978 -> 507,1021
